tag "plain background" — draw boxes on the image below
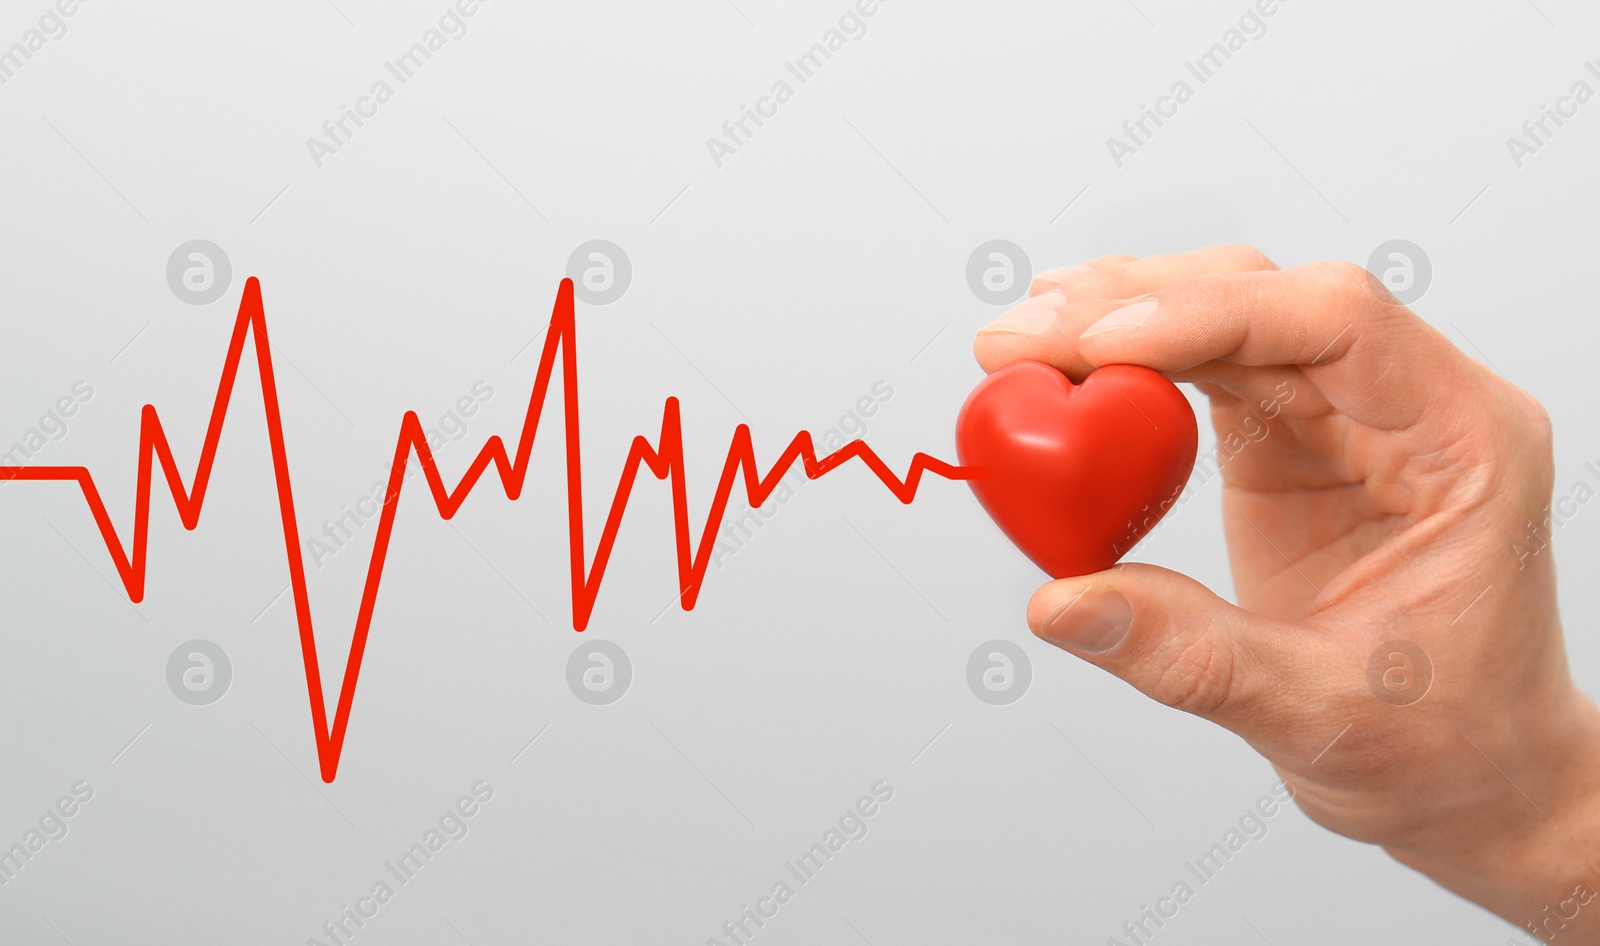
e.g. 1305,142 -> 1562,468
0,0 -> 1595,942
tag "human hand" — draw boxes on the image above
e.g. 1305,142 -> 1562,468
972,245 -> 1600,939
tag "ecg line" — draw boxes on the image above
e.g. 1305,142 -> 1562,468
0,278 -> 973,781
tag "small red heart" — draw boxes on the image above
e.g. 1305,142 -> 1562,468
956,362 -> 1198,577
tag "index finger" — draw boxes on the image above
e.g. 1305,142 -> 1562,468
1031,244 -> 1279,301
1071,260 -> 1476,431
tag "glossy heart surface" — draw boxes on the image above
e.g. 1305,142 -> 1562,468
956,362 -> 1198,577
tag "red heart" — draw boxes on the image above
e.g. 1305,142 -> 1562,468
956,362 -> 1198,577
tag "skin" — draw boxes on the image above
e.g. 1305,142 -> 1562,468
972,245 -> 1600,941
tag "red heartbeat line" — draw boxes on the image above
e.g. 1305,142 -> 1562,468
0,278 -> 973,781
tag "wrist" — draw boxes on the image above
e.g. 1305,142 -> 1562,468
1387,688 -> 1600,940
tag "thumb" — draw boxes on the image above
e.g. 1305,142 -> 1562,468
1028,563 -> 1320,745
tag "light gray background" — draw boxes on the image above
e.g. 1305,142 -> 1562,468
0,0 -> 1593,943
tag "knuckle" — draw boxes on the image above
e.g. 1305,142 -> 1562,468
1502,384 -> 1556,487
1436,369 -> 1555,516
1317,258 -> 1382,299
1309,259 -> 1413,328
1171,271 -> 1257,329
1184,270 -> 1244,304
1142,635 -> 1239,716
1098,270 -> 1141,298
1518,389 -> 1555,449
1479,370 -> 1553,443
1213,243 -> 1277,271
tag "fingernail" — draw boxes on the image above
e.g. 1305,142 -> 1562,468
1031,264 -> 1095,296
979,290 -> 1064,335
1081,298 -> 1158,339
1036,588 -> 1132,654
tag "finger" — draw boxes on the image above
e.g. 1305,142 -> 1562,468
1190,364 -> 1333,419
974,294 -> 1332,413
974,292 -> 1122,378
1032,244 -> 1279,302
1028,254 -> 1137,297
1071,260 -> 1477,430
983,244 -> 1285,378
1028,563 -> 1334,753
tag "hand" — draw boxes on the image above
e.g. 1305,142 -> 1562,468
972,245 -> 1600,940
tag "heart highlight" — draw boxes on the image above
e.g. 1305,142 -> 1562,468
956,362 -> 1198,577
